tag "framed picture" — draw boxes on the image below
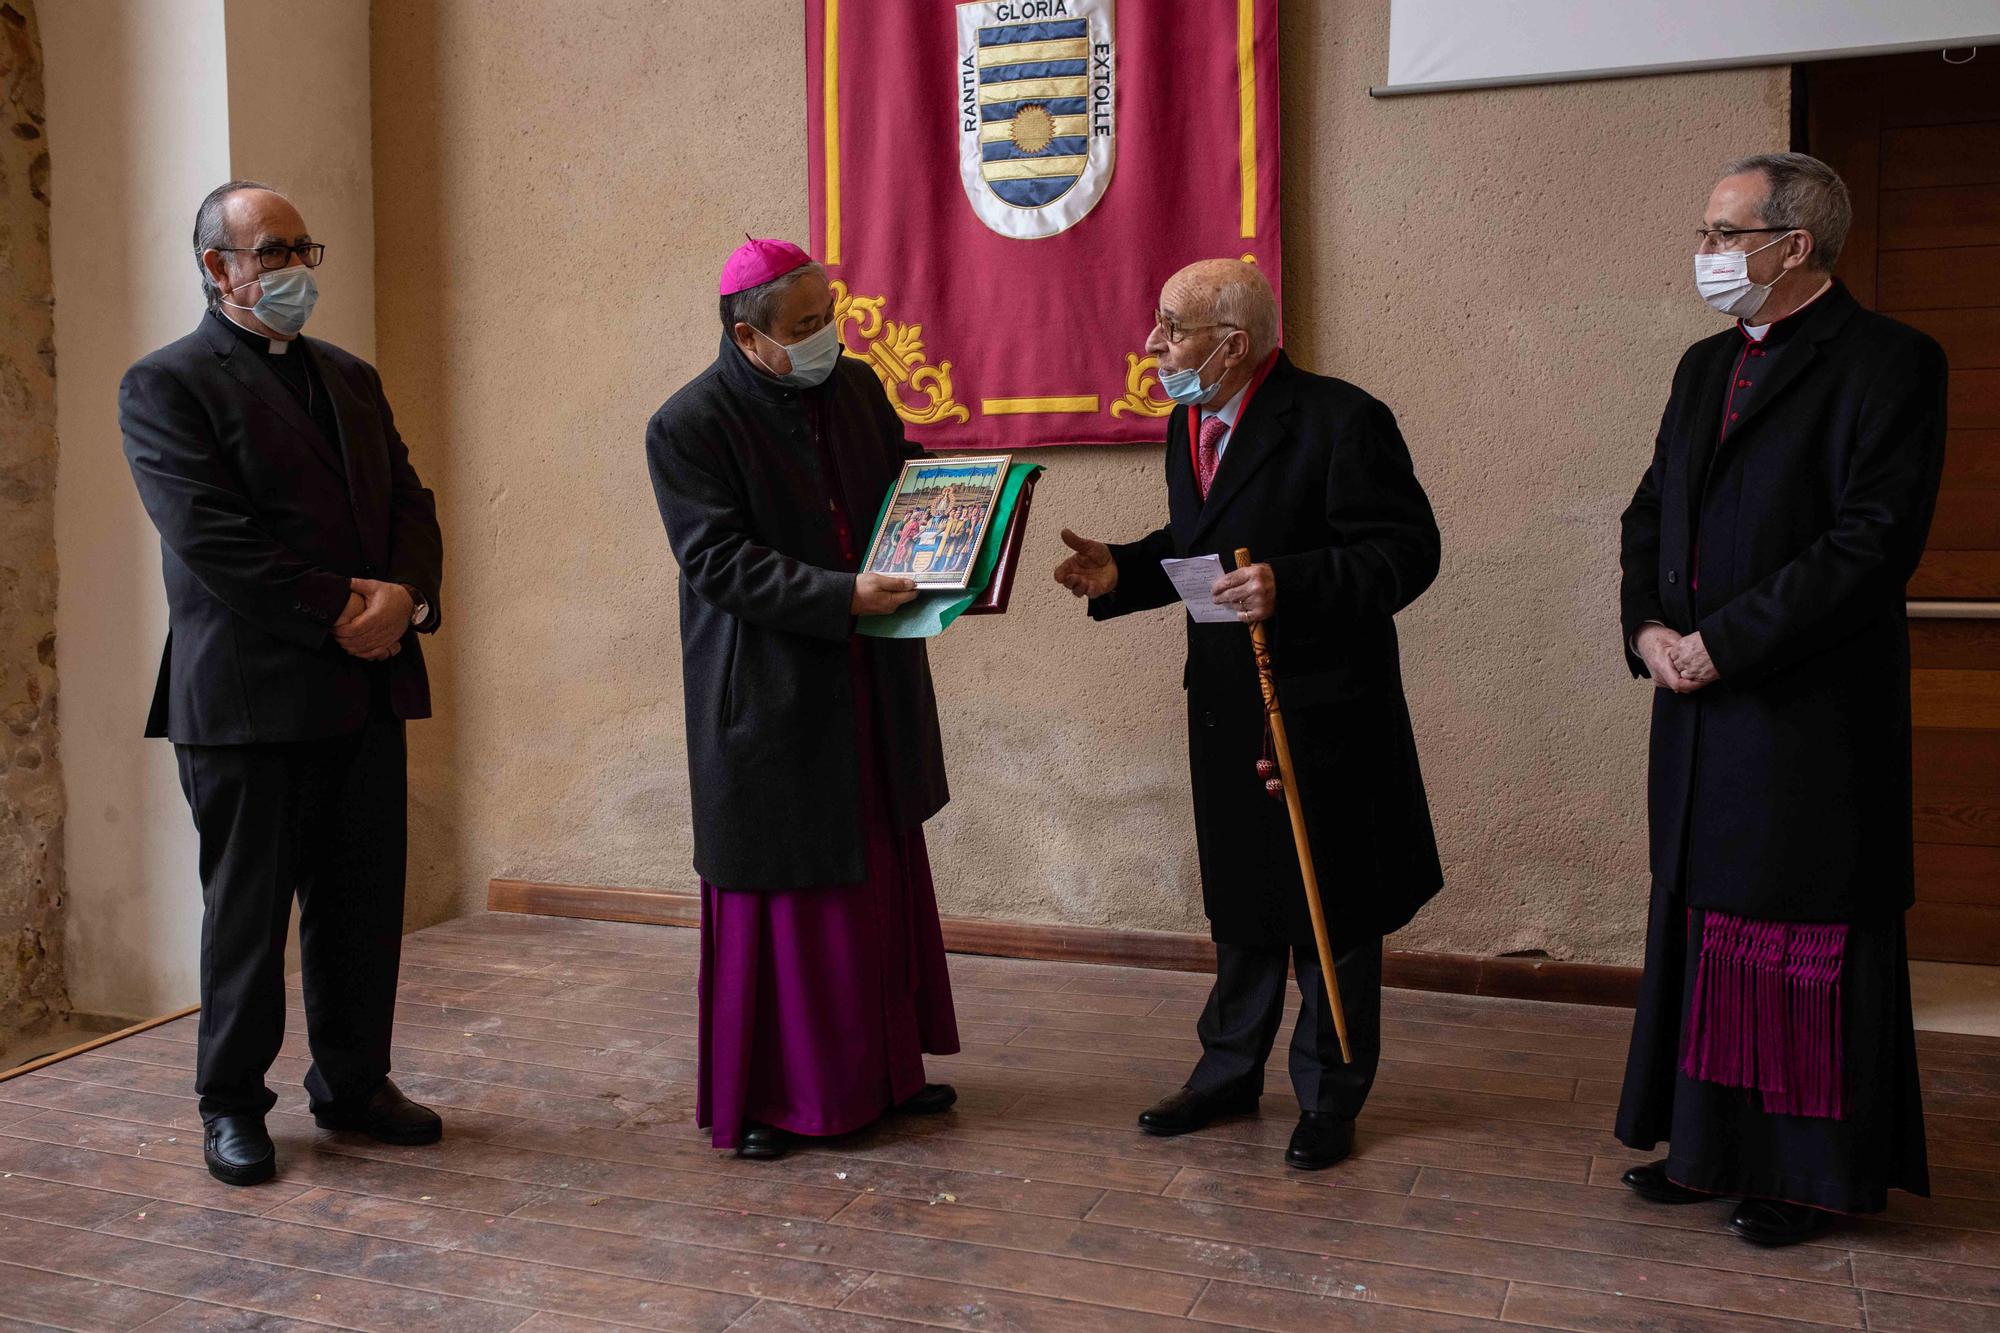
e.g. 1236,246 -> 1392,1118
862,455 -> 1012,591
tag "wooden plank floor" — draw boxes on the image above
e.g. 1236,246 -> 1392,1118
0,913 -> 1995,1332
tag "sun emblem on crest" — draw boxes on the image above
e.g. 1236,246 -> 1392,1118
1009,104 -> 1056,154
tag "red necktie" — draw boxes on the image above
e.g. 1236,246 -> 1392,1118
1195,412 -> 1229,500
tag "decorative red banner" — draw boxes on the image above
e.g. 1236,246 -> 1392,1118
807,0 -> 1282,449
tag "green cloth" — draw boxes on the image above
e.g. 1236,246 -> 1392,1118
857,464 -> 1043,639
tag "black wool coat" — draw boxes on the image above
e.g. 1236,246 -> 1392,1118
121,314 -> 443,745
1619,282 -> 1948,924
646,336 -> 950,892
1091,352 -> 1444,950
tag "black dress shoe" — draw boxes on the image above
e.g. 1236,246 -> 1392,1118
1137,1086 -> 1259,1137
1729,1198 -> 1829,1247
1621,1161 -> 1714,1205
203,1114 -> 275,1187
1285,1112 -> 1354,1171
313,1079 -> 443,1145
737,1122 -> 789,1160
895,1083 -> 958,1115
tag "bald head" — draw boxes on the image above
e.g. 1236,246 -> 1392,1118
1161,259 -> 1279,362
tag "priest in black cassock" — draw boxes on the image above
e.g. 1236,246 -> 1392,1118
646,238 -> 960,1161
1056,259 -> 1443,1171
1615,153 -> 1943,1246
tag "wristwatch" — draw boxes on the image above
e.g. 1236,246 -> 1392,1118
403,584 -> 431,630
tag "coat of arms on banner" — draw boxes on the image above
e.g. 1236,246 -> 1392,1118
955,1 -> 1116,239
807,0 -> 1282,450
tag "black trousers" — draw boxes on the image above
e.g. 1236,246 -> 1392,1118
174,715 -> 407,1121
1187,935 -> 1383,1118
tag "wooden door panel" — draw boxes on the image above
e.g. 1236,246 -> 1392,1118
1879,185 -> 2000,251
1881,124 -> 2000,189
1912,669 -> 2000,729
1897,309 -> 2000,368
1928,492 -> 2000,551
1912,788 -> 2000,847
1910,738 -> 2000,845
1912,551 -> 2000,598
1878,246 -> 2000,311
1915,843 -> 2000,907
1907,903 -> 2000,965
1806,50 -> 1998,961
1942,429 -> 2000,487
1912,622 -> 2000,671
1949,367 -> 2000,429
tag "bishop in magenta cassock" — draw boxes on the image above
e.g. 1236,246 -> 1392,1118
645,239 -> 960,1160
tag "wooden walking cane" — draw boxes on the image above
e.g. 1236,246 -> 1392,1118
1235,548 -> 1353,1063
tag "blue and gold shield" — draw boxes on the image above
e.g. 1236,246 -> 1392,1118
956,0 -> 1116,240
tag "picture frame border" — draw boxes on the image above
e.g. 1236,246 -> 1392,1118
862,454 -> 1014,591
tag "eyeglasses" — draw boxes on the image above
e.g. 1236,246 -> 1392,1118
213,242 -> 326,270
1695,226 -> 1793,250
1152,310 -> 1242,344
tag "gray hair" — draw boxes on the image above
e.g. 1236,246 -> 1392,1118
192,179 -> 279,309
1722,152 -> 1852,270
1212,268 -> 1280,362
719,261 -> 830,335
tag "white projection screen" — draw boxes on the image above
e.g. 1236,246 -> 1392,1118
1376,1 -> 2000,96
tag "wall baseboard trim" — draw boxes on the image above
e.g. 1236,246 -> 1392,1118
0,1005 -> 201,1083
488,878 -> 1641,1008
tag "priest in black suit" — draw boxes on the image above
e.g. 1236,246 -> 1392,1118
1614,153 -> 1942,1247
1057,258 -> 1443,1171
121,182 -> 445,1187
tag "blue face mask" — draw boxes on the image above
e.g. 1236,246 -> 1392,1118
1159,332 -> 1237,406
224,265 -> 318,337
755,319 -> 843,388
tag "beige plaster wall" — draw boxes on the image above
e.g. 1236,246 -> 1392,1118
0,0 -> 67,1044
44,0 -> 230,1021
44,0 -> 376,1019
372,2 -> 1787,965
225,0 -> 376,361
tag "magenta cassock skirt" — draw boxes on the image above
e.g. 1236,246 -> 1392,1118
694,651 -> 960,1149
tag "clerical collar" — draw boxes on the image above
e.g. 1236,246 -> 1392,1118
211,307 -> 296,356
1741,277 -> 1833,343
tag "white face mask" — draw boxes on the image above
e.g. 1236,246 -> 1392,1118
1693,232 -> 1794,320
752,319 -> 843,388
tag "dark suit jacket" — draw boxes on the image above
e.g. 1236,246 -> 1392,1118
1091,351 -> 1444,949
646,336 -> 950,892
1618,282 -> 1947,923
121,314 -> 443,745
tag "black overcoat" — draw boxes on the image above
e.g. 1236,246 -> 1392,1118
1091,352 -> 1444,949
121,314 -> 443,745
1618,283 -> 1948,924
646,337 -> 949,892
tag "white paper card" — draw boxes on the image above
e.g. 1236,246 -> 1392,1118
1161,554 -> 1237,624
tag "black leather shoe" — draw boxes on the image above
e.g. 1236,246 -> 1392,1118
1137,1086 -> 1259,1136
1285,1112 -> 1354,1171
895,1083 -> 958,1115
313,1080 -> 443,1145
203,1114 -> 275,1187
1621,1161 -> 1714,1205
1729,1198 -> 1829,1247
737,1122 -> 789,1160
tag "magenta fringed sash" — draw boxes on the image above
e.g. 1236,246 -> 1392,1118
1680,910 -> 1849,1120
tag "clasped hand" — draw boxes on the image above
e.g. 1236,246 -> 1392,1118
335,577 -> 413,661
1637,625 -> 1719,693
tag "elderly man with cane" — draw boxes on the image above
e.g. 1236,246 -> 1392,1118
1056,259 -> 1443,1170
